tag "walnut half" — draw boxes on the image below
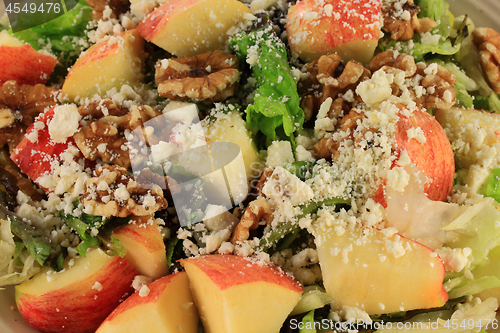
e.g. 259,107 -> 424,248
473,27 -> 500,94
156,50 -> 240,103
73,99 -> 161,169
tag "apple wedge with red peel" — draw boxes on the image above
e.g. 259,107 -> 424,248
61,29 -> 144,101
136,0 -> 251,57
0,31 -> 57,85
112,217 -> 168,280
286,0 -> 382,63
10,106 -> 80,189
180,255 -> 303,333
96,271 -> 199,333
372,107 -> 455,207
15,248 -> 138,333
315,225 -> 448,315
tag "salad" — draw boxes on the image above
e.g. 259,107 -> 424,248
1,0 -> 500,332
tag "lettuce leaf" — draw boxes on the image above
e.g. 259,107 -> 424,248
230,28 -> 304,148
441,198 -> 500,298
0,219 -> 42,287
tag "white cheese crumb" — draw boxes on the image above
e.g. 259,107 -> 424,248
48,105 -> 81,143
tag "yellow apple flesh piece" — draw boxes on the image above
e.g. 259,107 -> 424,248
96,271 -> 199,333
435,107 -> 500,192
136,0 -> 252,57
204,111 -> 262,181
373,107 -> 455,207
181,255 -> 303,333
15,248 -> 138,333
112,217 -> 168,280
61,29 -> 144,101
286,0 -> 382,63
315,225 -> 448,315
0,31 -> 57,85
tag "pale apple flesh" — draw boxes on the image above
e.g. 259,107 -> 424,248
0,31 -> 57,85
15,248 -> 138,333
373,108 -> 455,206
136,0 -> 252,57
61,29 -> 144,101
96,271 -> 199,333
181,255 -> 303,333
315,225 -> 448,315
286,0 -> 382,63
112,217 -> 168,280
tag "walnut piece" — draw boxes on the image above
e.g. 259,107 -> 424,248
73,99 -> 161,169
85,0 -> 129,20
231,199 -> 273,244
314,109 -> 369,160
156,50 -> 240,103
82,165 -> 168,218
382,0 -> 437,41
300,54 -> 370,121
369,51 -> 456,109
473,27 -> 500,94
0,81 -> 57,153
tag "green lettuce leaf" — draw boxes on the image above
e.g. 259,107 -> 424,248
230,28 -> 304,148
442,198 -> 500,298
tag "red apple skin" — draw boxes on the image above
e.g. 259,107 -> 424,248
286,0 -> 382,63
373,108 -> 455,207
0,45 -> 57,85
15,254 -> 138,333
180,255 -> 303,292
10,106 -> 80,187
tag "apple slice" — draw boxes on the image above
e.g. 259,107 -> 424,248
315,225 -> 448,315
61,29 -> 144,101
204,111 -> 262,181
136,0 -> 252,57
0,31 -> 57,85
180,255 -> 303,333
286,0 -> 382,63
15,248 -> 138,333
435,107 -> 500,192
372,107 -> 455,207
10,106 -> 81,189
112,217 -> 168,280
96,271 -> 199,333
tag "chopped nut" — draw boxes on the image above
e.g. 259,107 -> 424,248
231,199 -> 273,244
254,167 -> 273,196
156,50 -> 240,103
0,81 -> 57,153
369,51 -> 456,109
85,0 -> 129,20
473,27 -> 500,94
382,0 -> 437,41
300,54 -> 370,121
73,99 -> 161,169
314,109 -> 369,160
81,165 -> 168,217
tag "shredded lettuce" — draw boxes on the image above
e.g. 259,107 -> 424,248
374,297 -> 498,332
291,286 -> 333,316
484,168 -> 500,203
0,219 -> 41,287
441,198 -> 500,298
230,28 -> 304,148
